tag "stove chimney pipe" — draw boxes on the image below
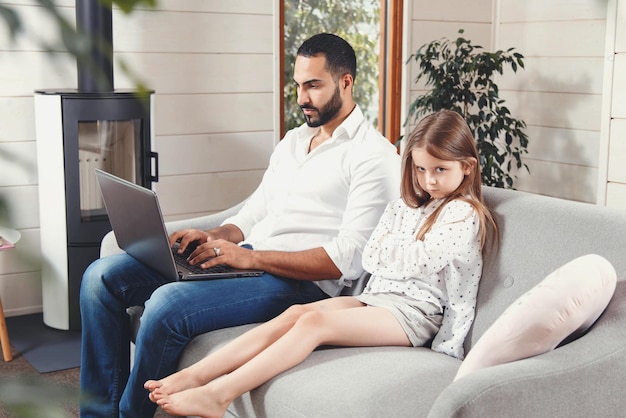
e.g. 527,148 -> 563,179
75,0 -> 114,92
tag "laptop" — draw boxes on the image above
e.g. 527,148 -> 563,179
95,169 -> 264,281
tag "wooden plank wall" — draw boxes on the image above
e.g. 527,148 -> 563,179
405,0 -> 611,204
113,1 -> 276,220
0,0 -> 77,317
496,0 -> 608,203
1,0 -> 621,316
0,0 -> 276,316
404,0 -> 494,131
603,0 -> 626,209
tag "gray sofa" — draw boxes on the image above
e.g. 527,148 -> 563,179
100,186 -> 626,417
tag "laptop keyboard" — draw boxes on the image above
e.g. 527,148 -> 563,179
172,245 -> 232,274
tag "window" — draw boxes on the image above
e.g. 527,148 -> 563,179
280,0 -> 403,144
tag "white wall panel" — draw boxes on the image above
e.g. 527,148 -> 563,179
0,230 -> 41,274
515,159 -> 597,202
115,52 -> 273,94
0,185 -> 39,230
0,142 -> 38,186
0,225 -> 42,316
155,132 -> 274,176
0,3 -> 75,51
610,54 -> 626,117
113,10 -> 272,54
409,22 -> 492,52
498,57 -> 605,94
598,0 -> 625,209
504,92 -> 602,132
407,22 -> 492,91
153,0 -> 273,14
0,51 -> 76,96
5,0 -> 72,4
606,182 -> 626,209
0,272 -> 43,316
155,170 -> 264,218
525,126 -> 600,167
498,21 -> 606,57
411,0 -> 491,22
154,93 -> 273,136
615,0 -> 626,52
0,97 -> 36,142
500,0 -> 607,21
608,119 -> 626,182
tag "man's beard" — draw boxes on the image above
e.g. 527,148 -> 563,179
301,85 -> 343,128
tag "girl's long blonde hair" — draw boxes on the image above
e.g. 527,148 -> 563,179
400,110 -> 497,250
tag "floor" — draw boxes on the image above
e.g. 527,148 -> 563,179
0,348 -> 80,417
0,348 -> 173,417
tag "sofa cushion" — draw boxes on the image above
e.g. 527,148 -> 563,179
454,253 -> 617,380
427,281 -> 626,418
470,187 -> 626,352
123,186 -> 626,417
179,324 -> 461,418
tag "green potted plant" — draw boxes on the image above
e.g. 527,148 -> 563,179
406,29 -> 529,188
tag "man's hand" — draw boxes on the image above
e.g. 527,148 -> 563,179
168,224 -> 245,256
169,225 -> 340,281
168,229 -> 210,254
188,239 -> 255,269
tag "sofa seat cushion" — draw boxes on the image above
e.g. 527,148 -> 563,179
179,324 -> 461,418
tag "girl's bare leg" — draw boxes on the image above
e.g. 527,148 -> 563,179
145,296 -> 365,398
156,301 -> 410,418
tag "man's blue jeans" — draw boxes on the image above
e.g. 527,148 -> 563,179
79,253 -> 329,418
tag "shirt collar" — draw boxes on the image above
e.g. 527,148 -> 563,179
333,104 -> 365,140
295,104 -> 365,142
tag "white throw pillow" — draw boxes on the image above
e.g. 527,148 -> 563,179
454,254 -> 617,381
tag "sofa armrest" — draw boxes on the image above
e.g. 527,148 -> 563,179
99,199 -> 247,258
427,281 -> 626,418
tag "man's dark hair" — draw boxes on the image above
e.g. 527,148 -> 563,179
297,33 -> 357,81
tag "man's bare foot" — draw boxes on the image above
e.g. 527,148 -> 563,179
144,367 -> 206,400
157,384 -> 230,418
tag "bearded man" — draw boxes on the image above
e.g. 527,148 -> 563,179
79,33 -> 400,418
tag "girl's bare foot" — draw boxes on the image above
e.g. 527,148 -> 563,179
157,384 -> 230,418
149,388 -> 167,403
144,367 -> 206,401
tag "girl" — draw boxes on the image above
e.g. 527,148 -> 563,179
145,109 -> 496,418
